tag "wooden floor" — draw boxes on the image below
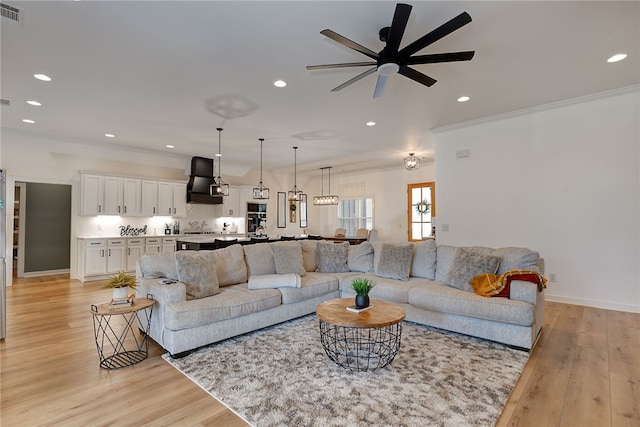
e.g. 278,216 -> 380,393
1,277 -> 638,426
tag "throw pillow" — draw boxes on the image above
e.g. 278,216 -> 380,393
300,239 -> 319,272
139,252 -> 178,280
347,242 -> 374,273
410,239 -> 437,280
444,248 -> 502,292
375,243 -> 414,281
243,243 -> 276,277
211,244 -> 248,286
316,241 -> 349,273
175,251 -> 220,299
491,247 -> 540,275
271,242 -> 306,276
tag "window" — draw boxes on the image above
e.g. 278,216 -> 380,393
337,197 -> 373,237
408,182 -> 435,241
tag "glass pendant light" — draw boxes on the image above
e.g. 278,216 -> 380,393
404,152 -> 420,171
210,127 -> 229,196
287,146 -> 303,202
313,166 -> 339,205
252,138 -> 270,199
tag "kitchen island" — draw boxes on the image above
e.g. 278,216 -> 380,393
176,235 -> 308,250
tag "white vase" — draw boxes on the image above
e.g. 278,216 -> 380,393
112,287 -> 129,299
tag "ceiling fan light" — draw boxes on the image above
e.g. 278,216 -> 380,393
378,62 -> 399,77
404,153 -> 420,170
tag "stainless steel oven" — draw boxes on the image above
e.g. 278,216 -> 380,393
246,203 -> 267,237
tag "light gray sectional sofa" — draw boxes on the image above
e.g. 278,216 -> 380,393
136,239 -> 544,356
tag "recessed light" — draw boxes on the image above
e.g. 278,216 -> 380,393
105,133 -> 115,138
166,145 -> 174,149
27,100 -> 42,106
457,96 -> 470,102
366,121 -> 376,126
607,53 -> 627,63
273,80 -> 287,88
22,119 -> 35,124
215,153 -> 222,157
33,74 -> 51,81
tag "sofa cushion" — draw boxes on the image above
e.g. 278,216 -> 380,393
411,239 -> 437,280
243,243 -> 276,277
444,248 -> 502,292
279,272 -> 339,304
175,251 -> 220,299
211,244 -> 248,286
316,241 -> 349,273
300,240 -> 318,272
139,252 -> 178,280
339,273 -> 427,304
408,282 -> 535,326
348,242 -> 374,273
375,243 -> 414,281
271,242 -> 306,276
164,284 -> 281,330
435,245 -> 493,282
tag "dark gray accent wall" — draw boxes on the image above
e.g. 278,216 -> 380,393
24,183 -> 71,273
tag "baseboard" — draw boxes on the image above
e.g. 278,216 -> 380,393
545,294 -> 640,314
22,268 -> 70,278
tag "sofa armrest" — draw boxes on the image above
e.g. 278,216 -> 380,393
510,280 -> 542,305
137,278 -> 187,305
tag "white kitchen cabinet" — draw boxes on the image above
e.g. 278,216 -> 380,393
83,239 -> 107,276
220,186 -> 240,217
107,239 -> 127,273
103,176 -> 123,215
126,238 -> 145,271
141,180 -> 158,216
145,237 -> 162,254
158,182 -> 187,217
80,174 -> 105,215
123,178 -> 141,215
163,237 -> 177,253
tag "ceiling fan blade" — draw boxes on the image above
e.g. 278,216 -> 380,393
399,12 -> 472,58
373,75 -> 389,99
399,66 -> 437,87
306,61 -> 377,70
331,67 -> 377,92
320,29 -> 379,60
384,3 -> 412,55
406,51 -> 475,65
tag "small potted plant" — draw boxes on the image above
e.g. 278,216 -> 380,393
104,270 -> 137,299
164,223 -> 172,235
351,277 -> 376,309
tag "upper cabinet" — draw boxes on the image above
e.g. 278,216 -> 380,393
80,173 -> 185,217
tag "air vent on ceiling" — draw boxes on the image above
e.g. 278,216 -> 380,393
0,99 -> 10,106
1,3 -> 22,24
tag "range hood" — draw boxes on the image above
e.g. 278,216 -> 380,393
187,156 -> 223,204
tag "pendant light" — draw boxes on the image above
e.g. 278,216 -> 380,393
313,166 -> 339,205
252,138 -> 270,199
210,127 -> 229,196
404,152 -> 420,170
287,146 -> 303,202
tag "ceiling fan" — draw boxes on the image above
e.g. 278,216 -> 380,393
306,3 -> 475,98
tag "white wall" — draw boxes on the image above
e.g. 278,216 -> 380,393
434,87 -> 640,313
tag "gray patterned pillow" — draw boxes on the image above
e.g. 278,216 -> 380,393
139,252 -> 178,280
271,242 -> 306,276
175,251 -> 219,299
348,242 -> 374,273
316,241 -> 349,273
375,243 -> 414,281
444,247 -> 502,292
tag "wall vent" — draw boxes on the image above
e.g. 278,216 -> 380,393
1,3 -> 22,24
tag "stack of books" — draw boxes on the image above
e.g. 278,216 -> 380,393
109,296 -> 134,308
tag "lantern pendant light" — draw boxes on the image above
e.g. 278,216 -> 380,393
210,127 -> 229,196
252,138 -> 270,199
287,146 -> 303,202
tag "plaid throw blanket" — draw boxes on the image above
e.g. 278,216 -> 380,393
469,269 -> 547,298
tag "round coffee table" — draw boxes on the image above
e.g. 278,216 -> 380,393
316,298 -> 406,371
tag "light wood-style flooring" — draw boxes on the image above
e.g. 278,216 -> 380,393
1,277 -> 638,426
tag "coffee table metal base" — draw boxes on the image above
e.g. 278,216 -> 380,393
319,319 -> 403,372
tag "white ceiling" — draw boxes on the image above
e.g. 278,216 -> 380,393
1,1 -> 638,176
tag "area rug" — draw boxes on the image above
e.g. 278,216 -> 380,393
163,315 -> 528,427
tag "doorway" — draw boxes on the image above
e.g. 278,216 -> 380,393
14,182 -> 71,279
